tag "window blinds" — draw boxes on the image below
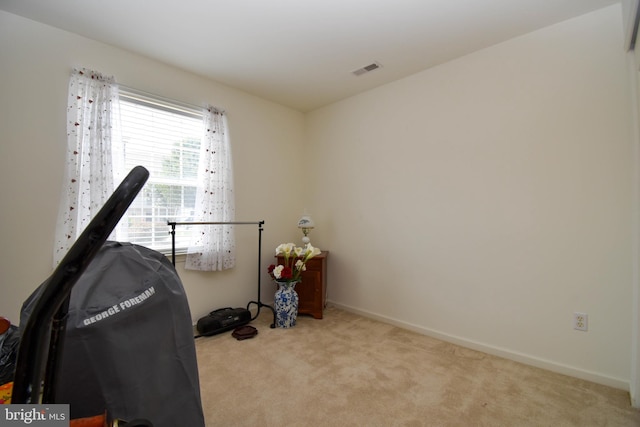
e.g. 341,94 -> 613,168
118,90 -> 203,251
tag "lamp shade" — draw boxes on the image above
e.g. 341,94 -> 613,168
297,214 -> 315,229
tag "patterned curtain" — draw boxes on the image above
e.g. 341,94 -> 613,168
185,107 -> 236,271
53,68 -> 120,266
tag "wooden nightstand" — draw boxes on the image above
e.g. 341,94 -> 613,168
276,251 -> 328,319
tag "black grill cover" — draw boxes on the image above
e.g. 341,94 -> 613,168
20,241 -> 205,427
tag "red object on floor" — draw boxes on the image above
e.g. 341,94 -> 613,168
69,412 -> 108,427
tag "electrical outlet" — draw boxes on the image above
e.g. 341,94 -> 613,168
573,312 -> 588,331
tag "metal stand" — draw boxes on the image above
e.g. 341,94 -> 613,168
167,220 -> 276,328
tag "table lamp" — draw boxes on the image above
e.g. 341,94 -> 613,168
297,214 -> 315,245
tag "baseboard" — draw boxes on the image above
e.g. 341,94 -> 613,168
328,300 -> 630,392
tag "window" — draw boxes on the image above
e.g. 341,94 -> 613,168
58,69 -> 234,270
118,90 -> 203,252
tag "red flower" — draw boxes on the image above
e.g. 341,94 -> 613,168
267,264 -> 275,273
280,267 -> 293,279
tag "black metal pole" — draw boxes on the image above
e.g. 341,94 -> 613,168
258,221 -> 262,300
42,297 -> 70,403
168,222 -> 177,266
246,220 -> 275,328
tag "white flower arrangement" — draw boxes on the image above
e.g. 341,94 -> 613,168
267,243 -> 321,283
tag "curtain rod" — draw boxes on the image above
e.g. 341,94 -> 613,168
117,84 -> 226,114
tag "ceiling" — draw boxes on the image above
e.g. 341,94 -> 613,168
0,0 -> 621,112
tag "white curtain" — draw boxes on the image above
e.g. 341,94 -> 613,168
53,68 -> 121,266
185,107 -> 236,271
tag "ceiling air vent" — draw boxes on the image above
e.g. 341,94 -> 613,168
352,62 -> 382,76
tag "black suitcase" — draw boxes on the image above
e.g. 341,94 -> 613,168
196,307 -> 251,336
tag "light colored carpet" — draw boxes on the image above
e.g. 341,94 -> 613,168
195,306 -> 640,426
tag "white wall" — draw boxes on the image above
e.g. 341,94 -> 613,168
307,5 -> 633,389
0,11 -> 306,324
627,50 -> 640,406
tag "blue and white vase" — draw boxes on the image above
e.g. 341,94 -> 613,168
274,281 -> 299,328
